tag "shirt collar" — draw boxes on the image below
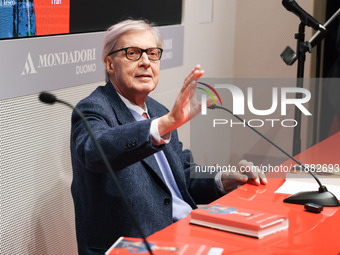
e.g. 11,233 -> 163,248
116,92 -> 148,116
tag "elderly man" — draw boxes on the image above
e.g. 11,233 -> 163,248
70,19 -> 266,255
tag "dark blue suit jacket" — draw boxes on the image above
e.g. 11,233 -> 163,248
70,82 -> 220,255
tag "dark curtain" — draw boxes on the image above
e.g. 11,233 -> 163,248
70,0 -> 182,33
319,1 -> 340,141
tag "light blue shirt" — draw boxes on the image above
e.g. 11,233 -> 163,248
117,94 -> 192,221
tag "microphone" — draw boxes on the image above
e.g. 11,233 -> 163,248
39,92 -> 57,104
282,0 -> 326,32
39,91 -> 155,255
208,104 -> 340,207
280,7 -> 340,66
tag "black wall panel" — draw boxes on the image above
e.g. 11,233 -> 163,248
70,0 -> 182,33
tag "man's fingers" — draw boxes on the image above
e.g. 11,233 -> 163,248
259,170 -> 268,185
182,68 -> 205,102
237,159 -> 267,186
221,171 -> 248,191
182,65 -> 202,92
234,172 -> 249,184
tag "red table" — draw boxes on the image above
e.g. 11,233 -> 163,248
150,132 -> 340,254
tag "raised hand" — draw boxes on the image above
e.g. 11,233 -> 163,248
158,65 -> 206,136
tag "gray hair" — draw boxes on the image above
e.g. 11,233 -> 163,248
102,19 -> 163,82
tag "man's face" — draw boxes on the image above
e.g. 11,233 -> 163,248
107,30 -> 160,104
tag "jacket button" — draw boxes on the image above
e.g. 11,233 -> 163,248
164,198 -> 171,205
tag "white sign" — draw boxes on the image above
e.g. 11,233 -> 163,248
0,25 -> 184,100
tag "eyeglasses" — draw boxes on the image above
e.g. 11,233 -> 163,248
109,47 -> 163,61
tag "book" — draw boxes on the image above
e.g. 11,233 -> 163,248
190,204 -> 288,239
105,236 -> 224,255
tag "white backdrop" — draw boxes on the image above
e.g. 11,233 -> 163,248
0,0 -> 314,254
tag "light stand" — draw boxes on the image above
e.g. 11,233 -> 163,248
281,24 -> 324,156
293,22 -> 309,156
279,7 -> 340,206
281,7 -> 340,155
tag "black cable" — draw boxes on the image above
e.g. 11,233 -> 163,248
208,104 -> 324,189
39,92 -> 154,255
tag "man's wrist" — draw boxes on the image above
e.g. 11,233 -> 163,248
158,113 -> 179,137
150,118 -> 171,145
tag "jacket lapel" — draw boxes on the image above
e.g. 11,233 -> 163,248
103,82 -> 136,125
102,82 -> 167,186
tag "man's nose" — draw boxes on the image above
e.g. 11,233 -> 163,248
138,52 -> 151,66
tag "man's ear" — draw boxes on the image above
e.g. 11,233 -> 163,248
104,56 -> 115,75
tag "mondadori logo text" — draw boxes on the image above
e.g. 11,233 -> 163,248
21,48 -> 97,75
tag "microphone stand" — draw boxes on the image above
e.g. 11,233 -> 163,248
280,17 -> 323,156
281,22 -> 315,156
281,8 -> 340,155
208,104 -> 340,207
39,93 -> 154,255
292,22 -> 312,156
280,1 -> 328,156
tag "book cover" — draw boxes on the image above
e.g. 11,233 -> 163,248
105,236 -> 223,255
190,204 -> 288,239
